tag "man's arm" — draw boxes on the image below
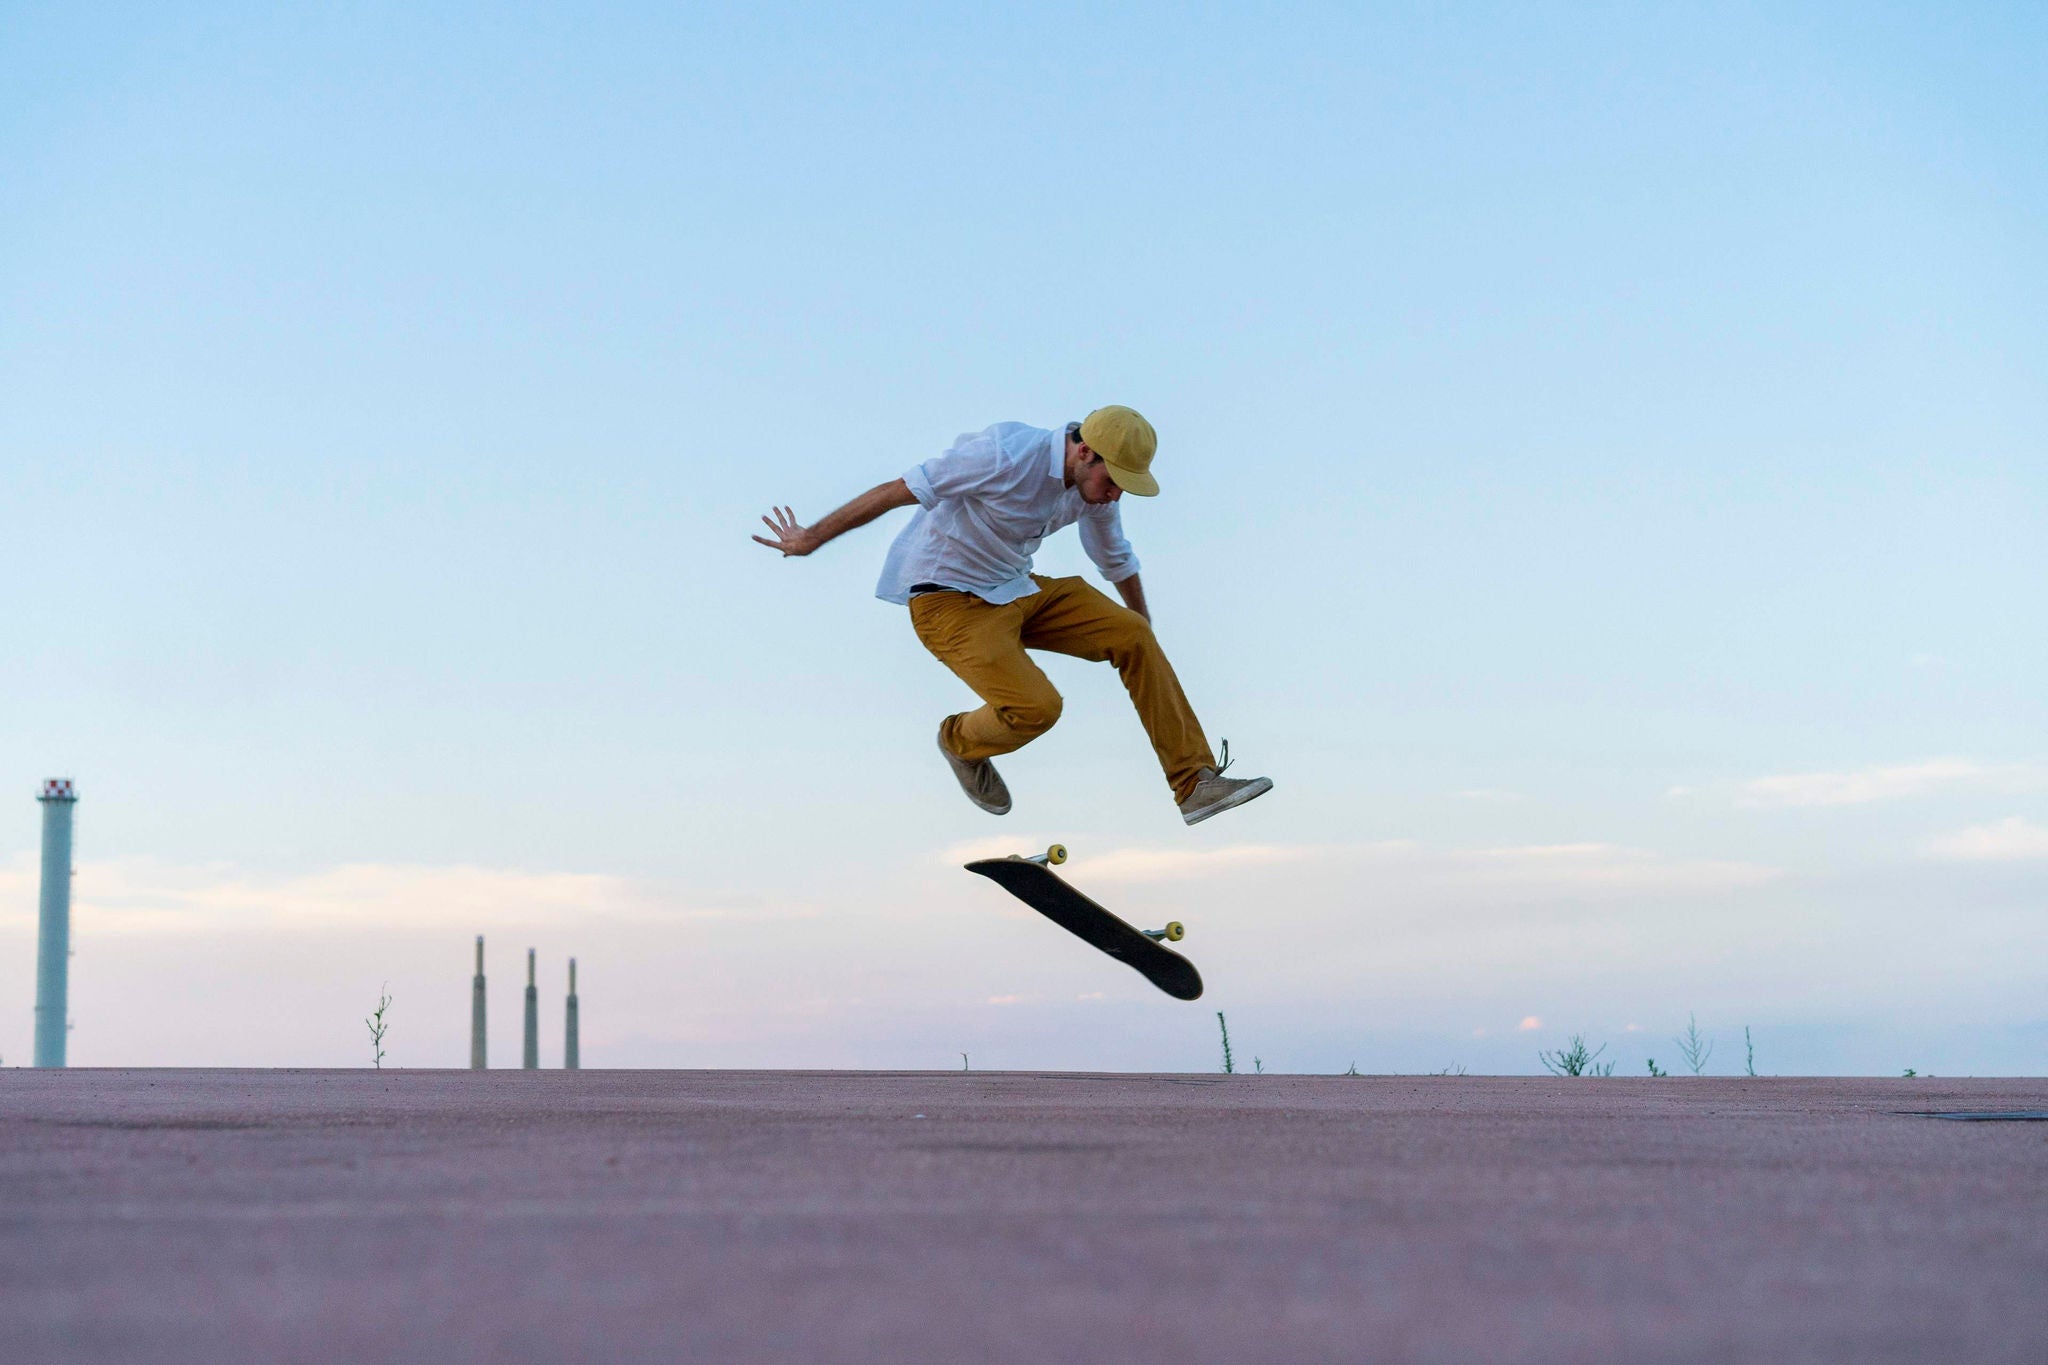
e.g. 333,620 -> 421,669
1114,573 -> 1149,623
1078,502 -> 1146,620
752,479 -> 919,557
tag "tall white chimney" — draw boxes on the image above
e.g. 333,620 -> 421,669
34,779 -> 78,1068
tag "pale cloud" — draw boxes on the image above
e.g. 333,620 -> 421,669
937,837 -> 1330,885
1739,759 -> 1995,808
1064,843 -> 1324,885
938,834 -> 1070,866
7,830 -> 1780,949
0,855 -> 759,937
937,836 -> 1773,896
1517,1016 -> 1542,1031
1459,843 -> 1780,894
0,860 -> 34,925
1452,788 -> 1525,803
1925,817 -> 2048,863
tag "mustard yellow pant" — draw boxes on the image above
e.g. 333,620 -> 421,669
910,575 -> 1216,802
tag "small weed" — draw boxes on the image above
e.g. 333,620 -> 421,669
1676,1013 -> 1713,1076
365,984 -> 392,1070
960,1053 -> 969,1071
1216,1012 -> 1235,1075
1902,1068 -> 1918,1078
1253,1057 -> 1265,1075
1744,1026 -> 1757,1078
1539,1035 -> 1612,1077
1646,1058 -> 1668,1078
1343,1061 -> 1361,1077
1433,1064 -> 1468,1077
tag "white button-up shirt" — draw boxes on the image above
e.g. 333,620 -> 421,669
874,421 -> 1141,606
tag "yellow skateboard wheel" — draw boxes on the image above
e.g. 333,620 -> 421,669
1163,921 -> 1184,942
1047,844 -> 1068,865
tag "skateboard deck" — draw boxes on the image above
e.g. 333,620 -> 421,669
965,845 -> 1203,1001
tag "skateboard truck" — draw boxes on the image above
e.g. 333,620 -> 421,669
1014,846 -> 1184,942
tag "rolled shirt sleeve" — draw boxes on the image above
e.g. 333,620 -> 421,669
1080,502 -> 1141,583
903,430 -> 1004,509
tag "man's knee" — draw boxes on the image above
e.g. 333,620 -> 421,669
1000,688 -> 1064,739
1106,614 -> 1161,665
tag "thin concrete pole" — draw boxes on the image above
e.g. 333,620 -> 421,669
34,780 -> 78,1068
564,958 -> 579,1070
470,936 -> 487,1069
522,947 -> 539,1069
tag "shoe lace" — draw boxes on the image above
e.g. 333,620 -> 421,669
1214,738 -> 1234,777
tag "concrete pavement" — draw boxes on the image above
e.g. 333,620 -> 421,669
3,1069 -> 2044,1363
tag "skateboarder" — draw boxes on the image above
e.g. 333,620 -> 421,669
752,406 -> 1273,826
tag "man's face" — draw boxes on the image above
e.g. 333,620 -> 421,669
1074,450 -> 1124,505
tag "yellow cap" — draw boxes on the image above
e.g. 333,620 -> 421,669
1079,406 -> 1159,497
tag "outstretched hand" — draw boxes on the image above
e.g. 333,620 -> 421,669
752,506 -> 817,557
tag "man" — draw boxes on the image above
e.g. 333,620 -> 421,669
751,406 -> 1273,826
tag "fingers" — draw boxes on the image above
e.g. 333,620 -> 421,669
752,507 -> 807,556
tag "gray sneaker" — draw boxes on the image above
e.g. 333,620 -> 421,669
1178,741 -> 1273,826
938,725 -> 1011,815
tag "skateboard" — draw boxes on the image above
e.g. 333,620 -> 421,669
964,844 -> 1203,1001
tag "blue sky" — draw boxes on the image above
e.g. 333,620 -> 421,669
3,2 -> 2044,1074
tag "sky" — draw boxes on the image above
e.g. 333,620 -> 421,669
2,2 -> 2043,1076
